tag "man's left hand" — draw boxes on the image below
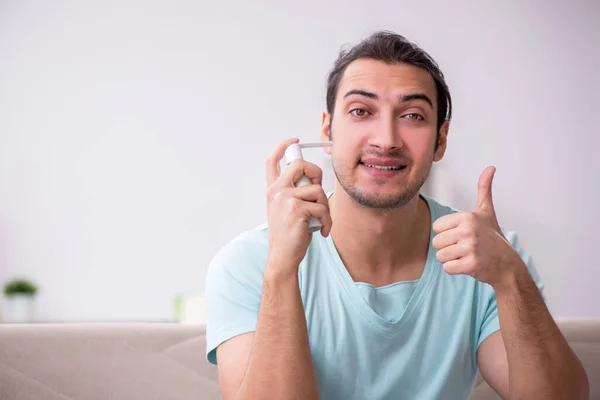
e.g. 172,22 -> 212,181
431,166 -> 525,287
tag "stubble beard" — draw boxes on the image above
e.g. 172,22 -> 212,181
331,155 -> 432,211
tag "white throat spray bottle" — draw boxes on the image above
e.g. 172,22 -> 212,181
283,141 -> 333,233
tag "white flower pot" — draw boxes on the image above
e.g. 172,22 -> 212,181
2,294 -> 35,323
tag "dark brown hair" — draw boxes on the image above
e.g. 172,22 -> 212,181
326,31 -> 452,135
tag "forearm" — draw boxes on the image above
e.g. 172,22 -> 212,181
235,262 -> 318,400
495,266 -> 589,399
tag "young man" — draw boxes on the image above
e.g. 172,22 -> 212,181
205,31 -> 589,400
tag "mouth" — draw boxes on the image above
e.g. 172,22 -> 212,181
360,162 -> 407,171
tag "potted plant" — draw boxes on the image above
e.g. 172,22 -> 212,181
2,278 -> 38,323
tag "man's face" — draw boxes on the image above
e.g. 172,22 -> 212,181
321,58 -> 448,210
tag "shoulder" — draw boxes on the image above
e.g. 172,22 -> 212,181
499,229 -> 545,293
206,223 -> 270,285
204,224 -> 270,364
214,223 -> 269,260
214,223 -> 270,258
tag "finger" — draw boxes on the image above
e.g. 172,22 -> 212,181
276,185 -> 332,237
266,138 -> 300,187
293,185 -> 333,235
436,243 -> 470,264
303,201 -> 332,235
476,165 -> 496,214
442,259 -> 467,275
431,228 -> 461,250
314,189 -> 333,237
432,213 -> 464,234
276,184 -> 326,203
278,159 -> 323,189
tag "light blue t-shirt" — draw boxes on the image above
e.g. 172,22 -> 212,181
205,195 -> 544,400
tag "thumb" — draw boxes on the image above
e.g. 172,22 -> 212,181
476,166 -> 497,214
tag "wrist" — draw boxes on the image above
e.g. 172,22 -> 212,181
265,256 -> 300,283
492,259 -> 530,297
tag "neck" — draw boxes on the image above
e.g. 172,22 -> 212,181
328,183 -> 431,284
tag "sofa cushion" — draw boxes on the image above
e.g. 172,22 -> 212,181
0,324 -> 221,400
0,319 -> 597,400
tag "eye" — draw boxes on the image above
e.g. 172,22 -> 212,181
349,108 -> 370,118
403,113 -> 424,121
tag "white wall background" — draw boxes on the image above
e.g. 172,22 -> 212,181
0,0 -> 598,322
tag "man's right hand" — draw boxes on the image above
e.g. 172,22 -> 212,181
265,138 -> 332,271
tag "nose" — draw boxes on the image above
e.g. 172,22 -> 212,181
367,112 -> 403,152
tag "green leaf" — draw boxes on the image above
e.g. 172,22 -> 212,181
3,279 -> 38,297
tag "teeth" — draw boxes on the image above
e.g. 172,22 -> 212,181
364,163 -> 403,171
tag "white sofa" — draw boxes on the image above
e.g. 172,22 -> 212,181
0,320 -> 597,399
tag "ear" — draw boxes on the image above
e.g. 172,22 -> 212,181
433,120 -> 449,162
320,111 -> 332,155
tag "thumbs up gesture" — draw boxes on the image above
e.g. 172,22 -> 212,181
432,166 -> 525,287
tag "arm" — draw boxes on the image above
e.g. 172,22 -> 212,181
476,332 -> 508,397
212,138 -> 332,400
217,263 -> 318,400
478,267 -> 589,400
433,166 -> 589,399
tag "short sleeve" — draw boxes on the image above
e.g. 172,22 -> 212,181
475,230 -> 545,350
204,226 -> 269,365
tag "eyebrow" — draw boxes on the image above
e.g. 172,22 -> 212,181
401,93 -> 433,108
343,89 -> 433,108
343,89 -> 378,100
